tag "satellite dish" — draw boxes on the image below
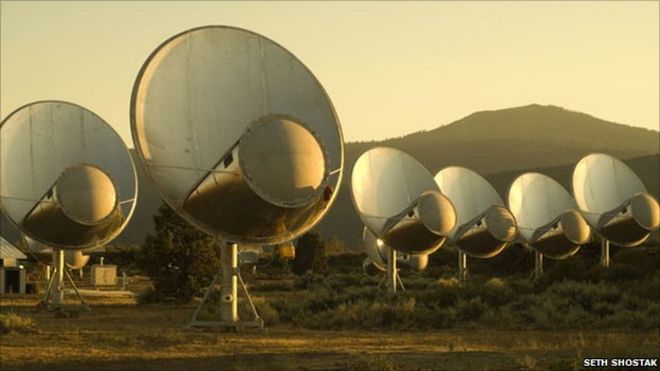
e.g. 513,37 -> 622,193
22,235 -> 91,270
1,101 -> 135,310
362,227 -> 429,272
362,227 -> 387,269
405,254 -> 428,272
0,101 -> 137,251
572,153 -> 659,247
64,251 -> 90,270
351,148 -> 454,293
362,227 -> 429,287
351,147 -> 455,256
508,173 -> 591,260
131,26 -> 343,245
434,166 -> 517,259
131,26 -> 343,328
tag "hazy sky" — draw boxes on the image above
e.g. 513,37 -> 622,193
1,1 -> 658,146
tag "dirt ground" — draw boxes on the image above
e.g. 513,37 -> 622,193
1,294 -> 658,371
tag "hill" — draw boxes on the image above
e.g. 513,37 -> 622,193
346,104 -> 658,177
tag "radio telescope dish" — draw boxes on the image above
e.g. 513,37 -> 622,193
362,227 -> 429,289
131,26 -> 343,328
509,173 -> 591,260
435,167 -> 517,258
351,147 -> 456,256
405,254 -> 428,272
131,26 -> 343,245
362,227 -> 387,269
572,153 -> 659,246
362,227 -> 430,272
22,235 -> 91,270
0,101 -> 137,251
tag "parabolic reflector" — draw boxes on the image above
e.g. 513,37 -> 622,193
351,147 -> 455,255
0,101 -> 138,250
362,227 -> 387,269
572,153 -> 659,246
435,166 -> 517,258
22,235 -> 92,270
509,173 -> 591,259
362,227 -> 429,273
131,26 -> 343,244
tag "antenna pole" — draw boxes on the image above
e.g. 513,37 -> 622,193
386,246 -> 397,294
458,251 -> 468,284
601,239 -> 610,268
189,241 -> 263,329
534,251 -> 544,279
221,243 -> 239,325
52,249 -> 64,306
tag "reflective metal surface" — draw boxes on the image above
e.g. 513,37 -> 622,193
435,166 -> 517,258
131,26 -> 343,244
572,153 -> 659,246
509,172 -> 591,259
402,254 -> 428,272
22,235 -> 91,270
362,227 -> 429,273
0,101 -> 138,250
362,227 -> 387,268
351,148 -> 455,255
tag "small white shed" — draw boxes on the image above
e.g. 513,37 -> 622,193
0,236 -> 27,295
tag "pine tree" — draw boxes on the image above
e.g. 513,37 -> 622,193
291,232 -> 327,275
138,204 -> 221,303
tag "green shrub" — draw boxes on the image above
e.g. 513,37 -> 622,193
248,256 -> 659,331
137,204 -> 222,304
291,232 -> 327,275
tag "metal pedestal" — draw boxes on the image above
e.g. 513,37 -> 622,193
601,239 -> 610,268
189,243 -> 263,329
534,251 -> 544,279
386,246 -> 398,294
458,251 -> 468,284
37,248 -> 89,311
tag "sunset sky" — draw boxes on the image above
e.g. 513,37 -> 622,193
1,1 -> 658,145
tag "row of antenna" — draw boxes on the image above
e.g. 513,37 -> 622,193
1,26 -> 657,328
352,149 -> 659,291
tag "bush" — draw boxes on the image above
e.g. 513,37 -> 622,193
291,232 -> 328,275
137,204 -> 222,304
0,313 -> 39,335
243,296 -> 280,325
255,268 -> 660,331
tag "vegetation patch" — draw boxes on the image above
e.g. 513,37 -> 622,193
0,313 -> 39,335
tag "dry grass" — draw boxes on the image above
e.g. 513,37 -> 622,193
0,312 -> 39,334
1,296 -> 658,370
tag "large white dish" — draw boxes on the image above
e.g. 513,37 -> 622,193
509,172 -> 590,259
131,26 -> 343,244
572,153 -> 659,246
362,227 -> 387,269
435,166 -> 517,258
0,101 -> 137,250
351,147 -> 455,255
362,227 -> 429,272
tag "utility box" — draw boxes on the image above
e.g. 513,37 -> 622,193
90,264 -> 117,287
